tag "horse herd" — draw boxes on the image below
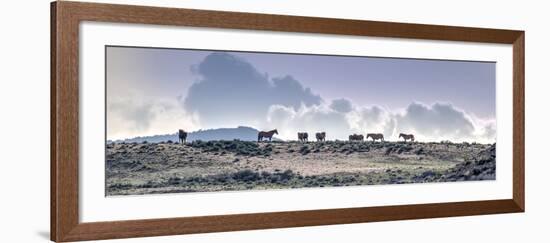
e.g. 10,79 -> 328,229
178,129 -> 415,144
298,132 -> 326,142
297,132 -> 414,143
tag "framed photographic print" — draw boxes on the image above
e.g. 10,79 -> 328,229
51,1 -> 524,242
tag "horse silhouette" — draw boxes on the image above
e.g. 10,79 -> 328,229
315,132 -> 326,142
258,129 -> 278,142
399,133 -> 415,142
349,134 -> 364,141
366,133 -> 384,142
178,129 -> 187,144
297,132 -> 309,142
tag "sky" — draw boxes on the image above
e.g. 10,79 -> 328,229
106,46 -> 496,143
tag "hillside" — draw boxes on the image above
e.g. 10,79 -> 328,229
106,140 -> 496,196
109,126 -> 280,143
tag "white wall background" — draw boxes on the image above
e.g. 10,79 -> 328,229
0,0 -> 547,242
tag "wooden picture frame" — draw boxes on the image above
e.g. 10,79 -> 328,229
51,1 -> 524,242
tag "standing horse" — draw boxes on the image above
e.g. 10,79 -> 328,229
178,129 -> 187,144
297,132 -> 308,142
399,133 -> 415,142
366,133 -> 384,142
349,134 -> 364,141
258,129 -> 278,142
315,132 -> 326,142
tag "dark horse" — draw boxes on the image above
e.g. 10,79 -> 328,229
258,129 -> 278,142
316,132 -> 326,142
297,132 -> 308,142
399,133 -> 415,142
366,133 -> 384,142
178,129 -> 187,144
349,134 -> 364,141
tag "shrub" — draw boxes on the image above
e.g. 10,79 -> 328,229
232,169 -> 261,182
279,169 -> 294,181
415,148 -> 425,155
396,145 -> 413,154
167,177 -> 182,185
299,146 -> 310,155
384,147 -> 394,155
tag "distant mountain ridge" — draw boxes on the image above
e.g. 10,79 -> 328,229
109,126 -> 281,143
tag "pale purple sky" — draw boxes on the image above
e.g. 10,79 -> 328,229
106,46 -> 496,142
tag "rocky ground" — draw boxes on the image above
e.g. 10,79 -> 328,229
106,140 -> 496,196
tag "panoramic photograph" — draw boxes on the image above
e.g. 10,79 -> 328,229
105,46 -> 497,196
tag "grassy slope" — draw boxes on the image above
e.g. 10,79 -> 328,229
106,140 -> 495,196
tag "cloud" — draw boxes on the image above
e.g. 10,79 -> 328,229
348,106 -> 396,138
107,96 -> 200,140
481,122 -> 496,139
266,104 -> 352,140
108,51 -> 496,143
394,102 -> 495,143
265,100 -> 400,141
264,100 -> 495,143
266,101 -> 398,141
183,52 -> 321,128
329,98 -> 353,113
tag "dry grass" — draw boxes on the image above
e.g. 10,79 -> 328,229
106,140 -> 495,196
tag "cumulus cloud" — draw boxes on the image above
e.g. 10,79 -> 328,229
481,122 -> 496,139
329,98 -> 353,113
348,106 -> 396,138
265,102 -> 397,141
395,102 -> 474,140
108,51 -> 496,143
264,100 -> 495,143
173,52 -> 495,143
265,100 -> 397,141
394,102 -> 495,143
107,96 -> 200,140
183,52 -> 321,128
266,104 -> 352,140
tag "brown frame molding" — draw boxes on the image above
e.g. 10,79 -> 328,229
51,1 -> 525,242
